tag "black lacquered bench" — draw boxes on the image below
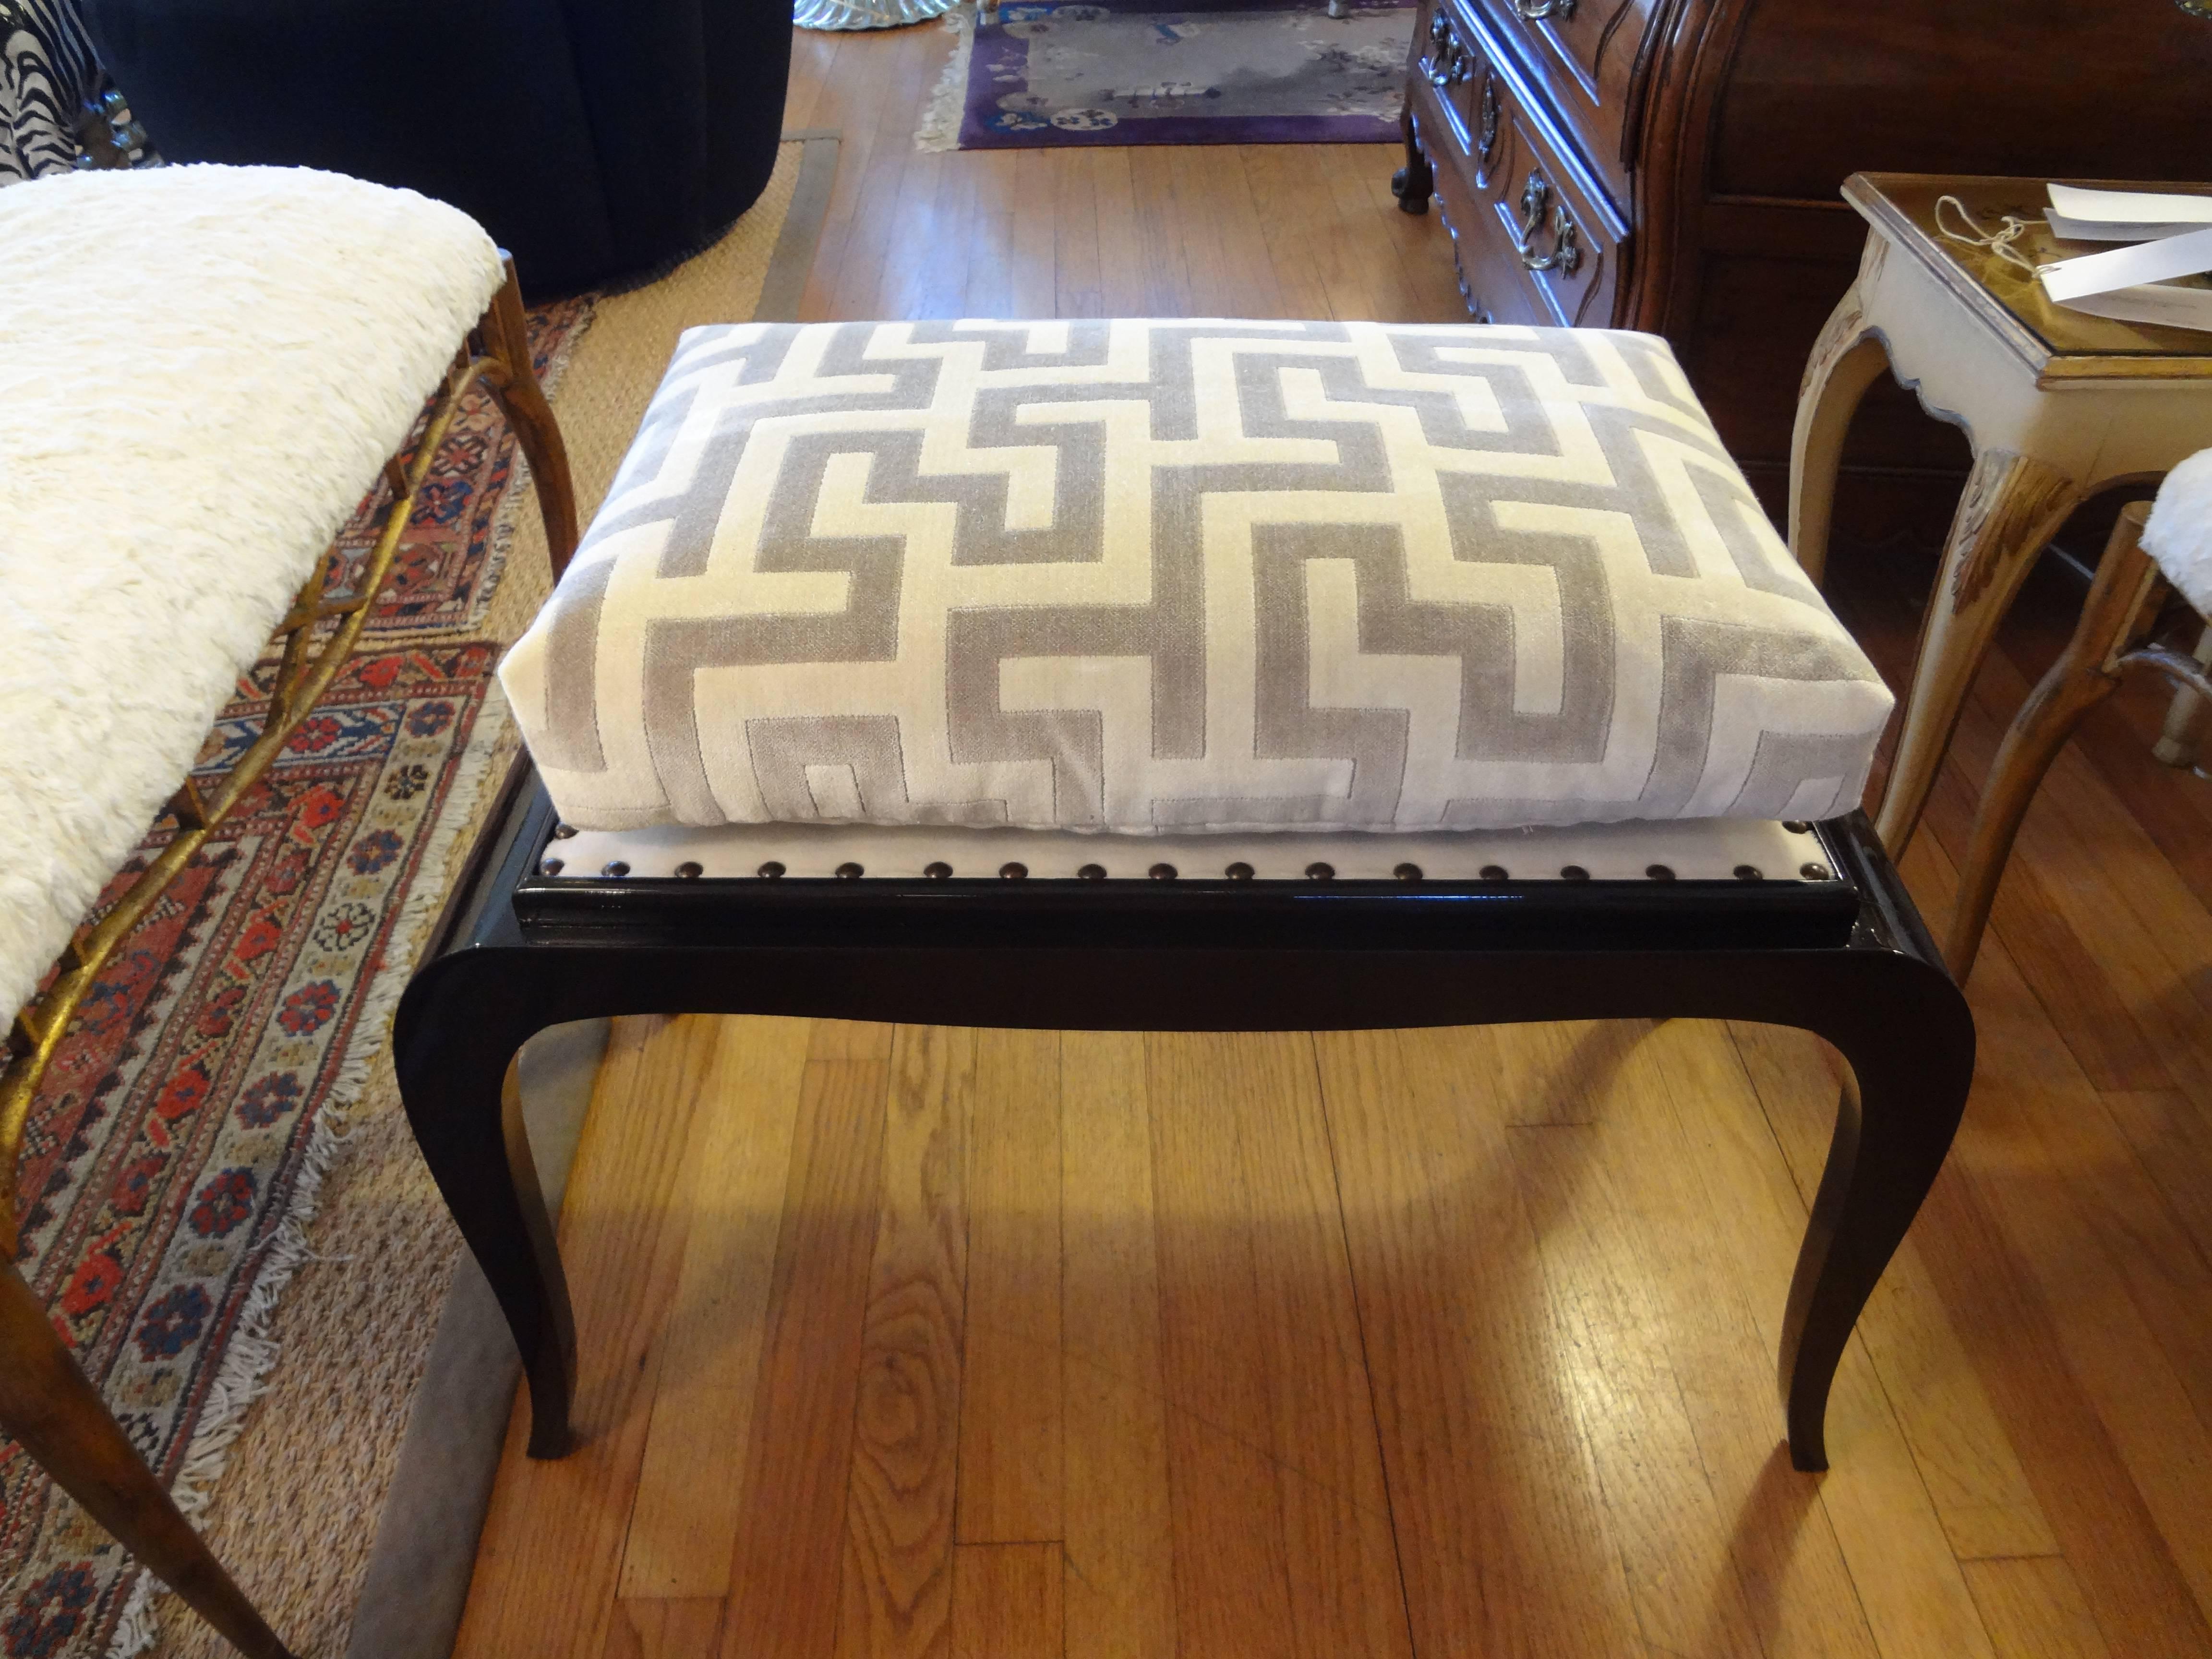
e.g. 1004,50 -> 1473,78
393,762 -> 1972,1472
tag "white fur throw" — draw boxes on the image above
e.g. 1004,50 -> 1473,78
0,165 -> 503,1025
2145,448 -> 2212,619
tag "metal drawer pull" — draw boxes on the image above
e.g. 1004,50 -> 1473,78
1516,172 -> 1583,276
1522,208 -> 1582,275
1476,73 -> 1499,179
1514,0 -> 1575,17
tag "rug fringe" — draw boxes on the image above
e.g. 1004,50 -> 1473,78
914,4 -> 974,153
104,685 -> 522,1658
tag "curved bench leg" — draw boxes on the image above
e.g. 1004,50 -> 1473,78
0,1264 -> 295,1657
394,955 -> 577,1458
480,255 -> 580,579
1779,969 -> 1975,1470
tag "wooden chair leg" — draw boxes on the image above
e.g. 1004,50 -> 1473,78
1787,290 -> 1890,589
1873,446 -> 2078,857
1944,502 -> 2160,979
480,255 -> 581,578
0,1263 -> 294,1659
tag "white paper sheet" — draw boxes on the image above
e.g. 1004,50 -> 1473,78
2047,184 -> 2212,225
2046,210 -> 2209,243
2038,225 -> 2212,302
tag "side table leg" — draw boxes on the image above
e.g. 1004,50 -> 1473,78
0,1264 -> 295,1658
394,955 -> 579,1458
1788,288 -> 1890,589
1944,504 -> 2160,978
1875,447 -> 2078,856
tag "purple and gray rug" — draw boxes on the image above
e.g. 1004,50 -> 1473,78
920,0 -> 1415,151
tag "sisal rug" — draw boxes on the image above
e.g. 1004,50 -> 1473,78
0,132 -> 838,1659
917,0 -> 1414,152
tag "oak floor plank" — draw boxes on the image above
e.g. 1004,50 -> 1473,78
949,1543 -> 1064,1659
619,1017 -> 816,1598
963,150 -> 1020,320
1053,149 -> 1104,318
1058,1031 -> 1177,1659
1010,148 -> 1058,319
834,1026 -> 974,1659
1960,1557 -> 2114,1659
955,1031 -> 1064,1543
1145,1031 -> 1413,1659
1090,149 -> 1150,318
1313,1025 -> 1644,1659
716,1047 -> 893,1659
603,1597 -> 727,1659
455,1016 -> 723,1659
1128,147 -> 1196,317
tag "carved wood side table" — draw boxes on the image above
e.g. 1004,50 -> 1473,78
1789,172 -> 2212,855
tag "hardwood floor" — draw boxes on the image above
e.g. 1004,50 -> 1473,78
452,23 -> 2212,1659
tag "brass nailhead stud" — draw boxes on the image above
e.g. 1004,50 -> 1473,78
1734,864 -> 1764,882
1394,863 -> 1423,882
1560,865 -> 1590,882
1479,864 -> 1509,882
602,861 -> 631,878
1225,862 -> 1255,881
757,860 -> 786,879
1782,820 -> 1812,834
1149,863 -> 1178,881
1646,863 -> 1675,881
1000,862 -> 1028,880
675,861 -> 704,880
835,862 -> 865,880
1801,862 -> 1832,881
539,856 -> 564,877
925,862 -> 953,880
1305,862 -> 1335,881
1078,863 -> 1107,881
552,823 -> 578,839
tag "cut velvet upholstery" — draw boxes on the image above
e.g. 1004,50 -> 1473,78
0,164 -> 503,1022
501,320 -> 1894,835
76,0 -> 792,295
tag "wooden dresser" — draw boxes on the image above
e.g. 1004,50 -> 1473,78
1395,0 -> 2212,513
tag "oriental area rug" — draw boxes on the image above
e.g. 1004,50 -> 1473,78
918,0 -> 1415,151
0,132 -> 837,1659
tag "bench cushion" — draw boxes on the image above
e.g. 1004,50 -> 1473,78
0,165 -> 503,1023
501,320 -> 1892,835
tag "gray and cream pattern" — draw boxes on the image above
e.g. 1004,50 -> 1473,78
501,319 -> 1893,833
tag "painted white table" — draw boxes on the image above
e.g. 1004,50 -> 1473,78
1789,172 -> 2212,853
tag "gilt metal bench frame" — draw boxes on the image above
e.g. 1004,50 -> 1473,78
395,770 -> 1972,1478
0,257 -> 577,1659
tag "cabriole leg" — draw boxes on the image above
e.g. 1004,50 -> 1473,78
1779,962 -> 1975,1469
393,955 -> 577,1458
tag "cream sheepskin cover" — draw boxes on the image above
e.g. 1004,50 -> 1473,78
0,165 -> 503,1025
2145,448 -> 2212,619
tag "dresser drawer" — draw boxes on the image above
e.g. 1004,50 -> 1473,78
1459,0 -> 1657,206
1408,7 -> 1627,331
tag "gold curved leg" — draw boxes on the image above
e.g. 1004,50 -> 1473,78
1944,502 -> 2158,978
1875,447 -> 2078,856
1788,287 -> 1892,589
481,256 -> 581,578
0,1263 -> 295,1658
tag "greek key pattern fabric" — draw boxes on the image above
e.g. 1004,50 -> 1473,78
500,320 -> 1893,833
